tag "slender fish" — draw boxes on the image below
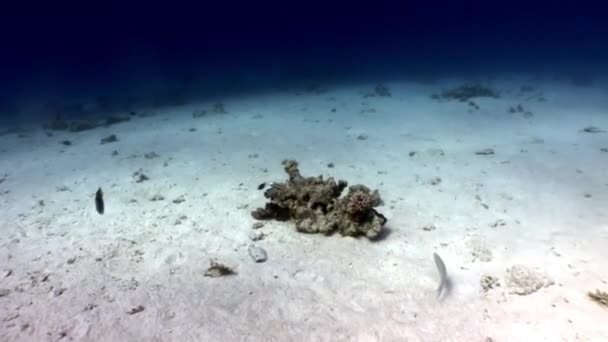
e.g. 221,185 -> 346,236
95,188 -> 104,214
433,252 -> 450,300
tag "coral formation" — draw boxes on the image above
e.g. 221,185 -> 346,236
251,160 -> 387,239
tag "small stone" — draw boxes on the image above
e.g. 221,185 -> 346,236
428,177 -> 442,186
127,305 -> 145,315
100,134 -> 118,144
356,134 -> 368,140
0,288 -> 11,297
581,126 -> 605,133
327,162 -> 334,168
249,231 -> 266,241
422,225 -> 436,231
252,222 -> 264,229
150,194 -> 165,201
248,245 -> 268,263
490,219 -> 506,228
144,152 -> 159,159
475,148 -> 495,155
172,196 -> 186,204
52,287 -> 67,297
204,260 -> 236,277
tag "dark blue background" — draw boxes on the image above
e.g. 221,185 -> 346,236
1,1 -> 606,117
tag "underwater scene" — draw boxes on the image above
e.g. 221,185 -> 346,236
0,2 -> 607,341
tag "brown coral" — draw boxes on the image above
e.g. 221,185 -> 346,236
251,160 -> 387,239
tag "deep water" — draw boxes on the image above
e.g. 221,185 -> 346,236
0,1 -> 606,124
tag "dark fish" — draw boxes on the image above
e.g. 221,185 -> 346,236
95,188 -> 104,214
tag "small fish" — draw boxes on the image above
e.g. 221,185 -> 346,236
95,188 -> 104,214
433,252 -> 451,300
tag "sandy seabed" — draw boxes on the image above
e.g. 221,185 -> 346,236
0,77 -> 607,341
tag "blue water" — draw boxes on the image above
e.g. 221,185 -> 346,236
0,1 -> 606,123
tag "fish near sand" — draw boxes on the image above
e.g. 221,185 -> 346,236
433,252 -> 451,301
95,188 -> 104,214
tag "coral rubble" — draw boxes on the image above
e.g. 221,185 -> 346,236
588,289 -> 608,308
432,84 -> 499,102
251,160 -> 387,239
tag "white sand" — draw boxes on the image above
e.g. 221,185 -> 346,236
0,77 -> 607,341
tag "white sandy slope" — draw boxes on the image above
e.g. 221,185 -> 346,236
0,77 -> 607,341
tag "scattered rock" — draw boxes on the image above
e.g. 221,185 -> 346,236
374,84 -> 391,97
192,109 -> 207,118
505,265 -> 554,295
357,134 -> 368,140
327,162 -> 335,168
204,260 -> 236,277
133,170 -> 149,183
581,126 -> 605,133
249,231 -> 266,241
127,305 -> 145,315
144,152 -> 159,159
422,224 -> 436,231
489,219 -> 507,228
475,148 -> 495,155
0,288 -> 11,297
600,148 -> 608,153
248,245 -> 268,263
432,84 -> 499,102
100,134 -> 118,144
252,222 -> 264,229
213,102 -> 227,114
61,140 -> 72,146
408,151 -> 416,157
507,104 -> 533,118
257,182 -> 266,190
172,196 -> 185,204
428,177 -> 442,186
150,194 -> 165,201
111,150 -> 119,156
52,287 -> 67,297
480,275 -> 501,292
56,185 -> 70,192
